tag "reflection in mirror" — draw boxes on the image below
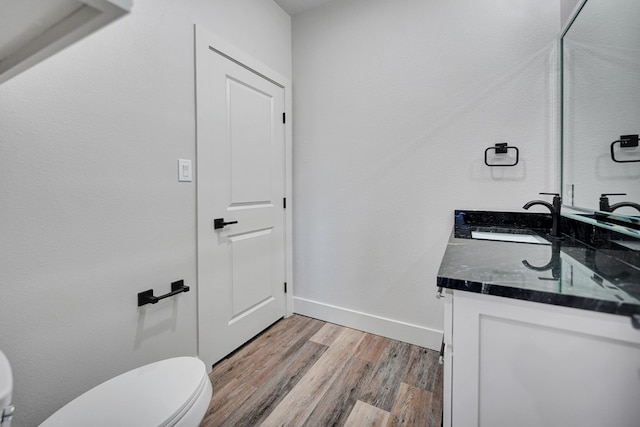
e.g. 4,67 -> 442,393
561,0 -> 640,222
560,249 -> 639,304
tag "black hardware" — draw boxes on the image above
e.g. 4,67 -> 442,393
599,193 -> 627,211
610,134 -> 639,163
282,112 -> 286,124
523,193 -> 562,238
494,142 -> 508,154
284,282 -> 287,293
599,193 -> 640,214
484,143 -> 519,167
620,134 -> 639,148
214,218 -> 238,229
138,280 -> 190,307
283,197 -> 287,209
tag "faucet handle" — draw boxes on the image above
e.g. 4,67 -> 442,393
600,193 -> 626,197
540,192 -> 561,204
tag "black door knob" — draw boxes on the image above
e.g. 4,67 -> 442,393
213,218 -> 238,229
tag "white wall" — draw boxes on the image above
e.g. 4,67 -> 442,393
0,1 -> 290,425
291,0 -> 562,348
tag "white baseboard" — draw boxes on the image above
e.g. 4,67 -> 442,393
293,296 -> 443,351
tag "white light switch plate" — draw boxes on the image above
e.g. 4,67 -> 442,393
178,159 -> 192,182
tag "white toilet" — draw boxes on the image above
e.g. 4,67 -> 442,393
0,351 -> 212,427
1,351 -> 15,427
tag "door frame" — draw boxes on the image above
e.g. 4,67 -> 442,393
194,24 -> 294,358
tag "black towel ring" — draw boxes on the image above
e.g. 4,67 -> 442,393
484,143 -> 519,167
610,134 -> 639,163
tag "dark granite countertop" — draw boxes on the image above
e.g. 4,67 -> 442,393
437,210 -> 640,319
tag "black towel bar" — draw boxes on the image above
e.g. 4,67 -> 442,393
138,280 -> 189,306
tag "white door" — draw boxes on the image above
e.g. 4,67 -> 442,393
196,35 -> 286,369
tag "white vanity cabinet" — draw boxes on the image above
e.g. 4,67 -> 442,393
443,290 -> 640,427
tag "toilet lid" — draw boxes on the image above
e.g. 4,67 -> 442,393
41,357 -> 209,427
0,350 -> 12,411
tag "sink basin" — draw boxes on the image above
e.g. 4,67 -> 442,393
471,231 -> 550,245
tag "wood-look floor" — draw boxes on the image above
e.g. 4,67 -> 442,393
200,315 -> 443,427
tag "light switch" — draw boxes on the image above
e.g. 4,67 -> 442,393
178,159 -> 192,182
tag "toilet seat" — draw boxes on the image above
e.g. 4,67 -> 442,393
41,357 -> 212,427
0,350 -> 15,427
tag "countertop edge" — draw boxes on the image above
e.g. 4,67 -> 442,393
437,275 -> 639,316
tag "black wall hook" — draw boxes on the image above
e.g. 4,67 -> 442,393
138,280 -> 190,306
484,143 -> 519,167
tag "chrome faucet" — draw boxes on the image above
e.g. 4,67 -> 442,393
523,192 -> 562,238
599,193 -> 640,213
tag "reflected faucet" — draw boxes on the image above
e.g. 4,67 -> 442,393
523,192 -> 562,238
599,193 -> 640,213
522,241 -> 562,281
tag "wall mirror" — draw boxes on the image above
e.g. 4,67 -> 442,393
561,0 -> 640,231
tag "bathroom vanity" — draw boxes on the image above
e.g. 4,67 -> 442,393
437,210 -> 640,427
438,0 -> 640,422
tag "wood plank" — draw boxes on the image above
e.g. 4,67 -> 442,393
309,321 -> 343,346
355,332 -> 391,363
260,327 -> 366,426
343,400 -> 390,427
247,319 -> 325,388
387,382 -> 433,427
209,315 -> 324,390
199,315 -> 443,426
212,340 -> 328,427
302,355 -> 373,426
208,316 -> 294,386
427,361 -> 444,426
200,378 -> 256,426
403,345 -> 441,391
357,339 -> 414,412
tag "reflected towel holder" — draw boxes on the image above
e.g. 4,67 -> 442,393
484,143 -> 519,167
610,134 -> 639,163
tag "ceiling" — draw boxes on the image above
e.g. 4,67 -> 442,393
273,0 -> 336,16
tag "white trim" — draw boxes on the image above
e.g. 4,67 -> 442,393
193,25 -> 291,92
293,297 -> 443,350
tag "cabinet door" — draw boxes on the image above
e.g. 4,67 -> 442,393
452,291 -> 640,427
